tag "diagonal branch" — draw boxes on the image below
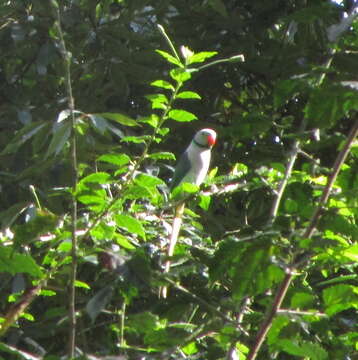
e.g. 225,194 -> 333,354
247,118 -> 358,360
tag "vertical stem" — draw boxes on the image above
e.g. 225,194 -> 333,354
267,136 -> 301,224
50,1 -> 78,357
120,302 -> 126,347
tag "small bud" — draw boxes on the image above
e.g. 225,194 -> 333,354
180,46 -> 194,61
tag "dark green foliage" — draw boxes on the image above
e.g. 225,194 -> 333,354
0,0 -> 357,359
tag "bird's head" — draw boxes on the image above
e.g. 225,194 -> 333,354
193,128 -> 217,148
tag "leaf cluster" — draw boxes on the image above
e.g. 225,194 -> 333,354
0,1 -> 357,359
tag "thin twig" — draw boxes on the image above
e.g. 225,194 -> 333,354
247,118 -> 358,360
165,277 -> 234,324
157,24 -> 181,61
277,309 -> 328,317
0,283 -> 43,337
50,1 -> 78,357
267,123 -> 304,225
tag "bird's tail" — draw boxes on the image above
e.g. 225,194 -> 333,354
160,201 -> 185,298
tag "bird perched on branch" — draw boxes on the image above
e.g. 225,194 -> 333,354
161,128 -> 217,298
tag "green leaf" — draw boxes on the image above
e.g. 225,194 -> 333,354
182,342 -> 198,355
172,182 -> 199,197
77,193 -> 106,208
40,289 -> 56,297
1,121 -> 47,155
187,51 -> 218,64
198,194 -> 211,210
284,198 -> 298,213
273,79 -> 306,109
176,91 -> 201,99
232,245 -> 268,299
155,49 -> 183,67
121,135 -> 149,144
304,84 -> 358,128
341,244 -> 358,262
138,114 -> 159,128
290,292 -> 315,309
145,94 -> 168,110
277,339 -> 328,360
168,109 -> 197,122
170,68 -> 191,83
316,274 -> 357,287
46,121 -> 72,157
96,112 -> 139,127
97,153 -> 130,167
115,214 -> 146,240
13,209 -> 58,245
151,79 -> 174,91
323,284 -> 358,316
0,247 -> 43,278
57,240 -> 72,252
135,173 -> 164,187
90,222 -> 115,242
115,233 -> 136,250
75,280 -> 90,289
123,185 -> 152,199
267,316 -> 290,346
147,152 -> 176,160
80,172 -> 112,185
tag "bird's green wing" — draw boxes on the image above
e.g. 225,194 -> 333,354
170,150 -> 191,190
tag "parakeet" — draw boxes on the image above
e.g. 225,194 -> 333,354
162,128 -> 217,298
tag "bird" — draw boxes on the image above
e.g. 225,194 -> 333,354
161,128 -> 217,298
170,128 -> 217,191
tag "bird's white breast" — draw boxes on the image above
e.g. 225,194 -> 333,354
183,143 -> 211,186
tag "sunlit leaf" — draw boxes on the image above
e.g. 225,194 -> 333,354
148,152 -> 175,160
80,172 -> 112,185
115,214 -> 146,240
170,68 -> 191,83
323,284 -> 358,316
146,93 -> 168,109
341,244 -> 358,262
97,153 -> 130,167
75,280 -> 90,289
115,233 -> 136,250
121,135 -> 149,143
0,247 -> 43,278
176,91 -> 201,99
198,194 -> 211,210
155,49 -> 183,67
96,112 -> 139,127
135,173 -> 164,187
277,339 -> 328,360
168,109 -> 197,122
187,51 -> 218,64
151,80 -> 174,91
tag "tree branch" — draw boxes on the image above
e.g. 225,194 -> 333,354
247,118 -> 358,360
50,1 -> 78,357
